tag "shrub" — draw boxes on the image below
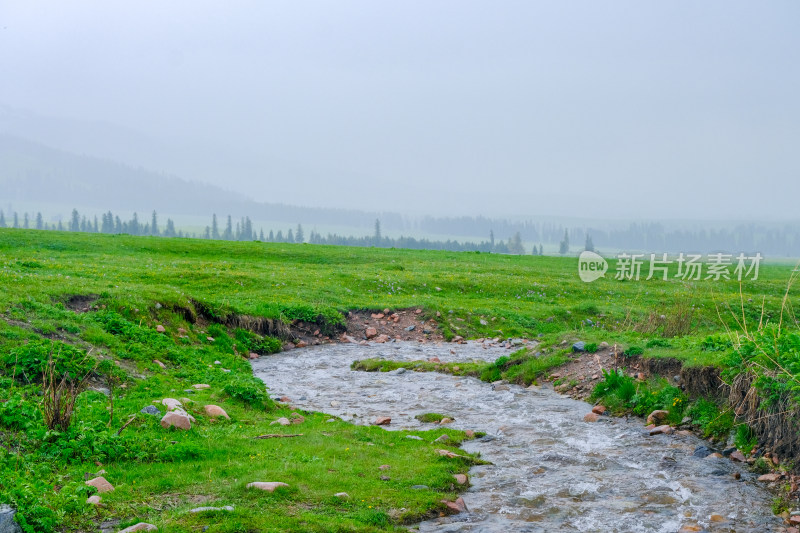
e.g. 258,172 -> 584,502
223,375 -> 274,410
623,345 -> 643,356
4,340 -> 91,383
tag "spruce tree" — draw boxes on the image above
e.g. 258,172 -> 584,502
36,212 -> 44,230
211,214 -> 220,239
0,210 -> 5,228
296,223 -> 304,243
151,211 -> 159,236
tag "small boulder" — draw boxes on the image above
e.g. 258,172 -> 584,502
453,474 -> 468,485
572,341 -> 586,352
374,334 -> 390,343
646,410 -> 669,425
452,335 -> 464,343
434,435 -> 450,443
160,412 -> 191,430
86,476 -> 114,493
270,417 -> 291,426
192,384 -> 210,390
295,340 -> 308,348
583,412 -> 600,423
118,523 -> 157,532
649,425 -> 673,436
334,492 -> 349,499
591,405 -> 606,415
730,450 -> 747,462
378,465 -> 391,470
464,430 -> 475,438
156,325 -> 166,333
758,473 -> 781,482
247,482 -> 289,492
373,417 -> 391,426
153,359 -> 166,369
161,398 -> 182,411
206,336 -> 215,342
441,497 -> 468,514
86,495 -> 101,505
439,418 -> 453,425
140,405 -> 161,417
365,327 -> 378,339
204,405 -> 230,420
692,446 -> 713,458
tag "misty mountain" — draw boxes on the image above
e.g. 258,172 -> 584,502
0,134 -> 403,229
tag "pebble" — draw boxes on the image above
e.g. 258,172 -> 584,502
334,492 -> 349,499
411,485 -> 429,490
270,418 -> 291,426
140,405 -> 161,416
583,412 -> 600,423
453,474 -> 468,485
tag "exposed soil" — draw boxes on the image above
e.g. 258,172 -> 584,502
63,294 -> 100,313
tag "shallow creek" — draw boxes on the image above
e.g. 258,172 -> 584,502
252,341 -> 782,532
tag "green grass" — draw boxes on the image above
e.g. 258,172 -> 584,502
0,228 -> 799,531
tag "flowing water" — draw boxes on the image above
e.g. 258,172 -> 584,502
251,341 -> 782,532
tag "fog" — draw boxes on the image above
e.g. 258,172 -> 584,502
1,1 -> 799,219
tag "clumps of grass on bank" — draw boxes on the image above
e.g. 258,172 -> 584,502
353,348 -> 569,387
415,413 -> 452,423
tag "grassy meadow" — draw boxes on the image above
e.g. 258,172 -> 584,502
0,228 -> 798,532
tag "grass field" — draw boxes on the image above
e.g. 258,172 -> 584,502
0,228 -> 798,532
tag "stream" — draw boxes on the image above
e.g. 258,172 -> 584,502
251,341 -> 783,532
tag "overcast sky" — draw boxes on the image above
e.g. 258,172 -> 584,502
1,1 -> 798,219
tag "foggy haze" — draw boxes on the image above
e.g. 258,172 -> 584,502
1,1 -> 799,219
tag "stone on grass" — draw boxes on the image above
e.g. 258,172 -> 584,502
161,398 -> 182,411
153,359 -> 166,369
203,405 -> 230,419
270,417 -> 291,426
87,495 -> 101,505
572,341 -> 586,352
118,523 -> 157,533
439,418 -> 453,424
453,474 -> 468,485
86,476 -> 114,493
140,405 -> 161,417
160,412 -> 191,430
464,430 -> 475,438
156,325 -> 166,333
192,384 -> 210,390
247,482 -> 289,492
189,506 -> 234,513
378,465 -> 391,471
334,492 -> 350,499
434,434 -> 449,443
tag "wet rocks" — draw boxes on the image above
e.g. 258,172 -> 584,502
649,425 -> 673,436
441,497 -> 468,514
692,445 -> 713,458
161,411 -> 192,430
646,410 -> 669,425
86,476 -> 114,493
591,405 -> 606,415
247,482 -> 289,492
0,504 -> 22,533
372,417 -> 391,426
203,405 -> 229,419
583,412 -> 600,423
729,450 -> 747,462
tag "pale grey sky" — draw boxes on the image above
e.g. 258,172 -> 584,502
1,1 -> 798,218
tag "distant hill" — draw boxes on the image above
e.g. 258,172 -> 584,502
0,134 -> 404,229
